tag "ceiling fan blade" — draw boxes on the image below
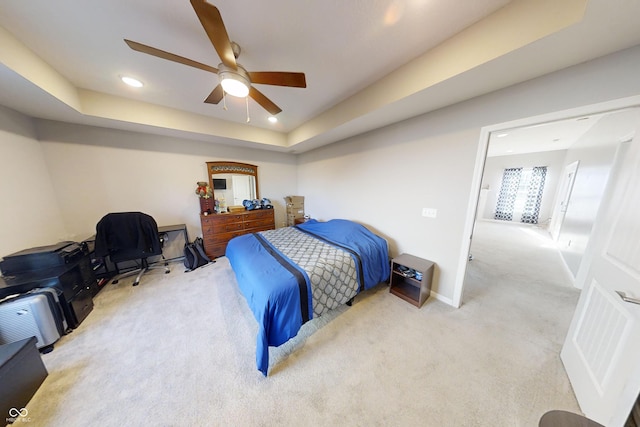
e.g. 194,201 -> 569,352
190,0 -> 237,70
248,72 -> 307,88
204,84 -> 224,104
124,39 -> 218,74
249,86 -> 282,115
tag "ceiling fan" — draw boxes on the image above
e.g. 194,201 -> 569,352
124,0 -> 306,116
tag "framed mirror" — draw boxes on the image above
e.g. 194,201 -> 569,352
206,161 -> 259,209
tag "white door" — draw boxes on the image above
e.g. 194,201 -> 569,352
550,160 -> 579,241
561,117 -> 640,426
231,175 -> 255,205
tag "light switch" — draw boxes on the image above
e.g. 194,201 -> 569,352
422,208 -> 437,218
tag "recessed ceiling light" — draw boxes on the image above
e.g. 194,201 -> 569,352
121,76 -> 143,88
268,116 -> 278,123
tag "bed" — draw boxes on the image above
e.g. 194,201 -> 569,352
226,219 -> 390,375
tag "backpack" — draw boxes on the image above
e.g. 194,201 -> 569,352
183,237 -> 212,271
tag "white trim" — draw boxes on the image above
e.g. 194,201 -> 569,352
430,290 -> 454,307
556,244 -> 578,286
452,127 -> 490,308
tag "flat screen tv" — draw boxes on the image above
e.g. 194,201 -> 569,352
213,178 -> 227,190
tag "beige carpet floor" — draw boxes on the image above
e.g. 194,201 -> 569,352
12,220 -> 582,426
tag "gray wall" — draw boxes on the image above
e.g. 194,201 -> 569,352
298,45 -> 640,305
35,120 -> 299,243
0,114 -> 298,261
0,106 -> 66,257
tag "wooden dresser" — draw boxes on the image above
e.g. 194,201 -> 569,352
200,209 -> 275,259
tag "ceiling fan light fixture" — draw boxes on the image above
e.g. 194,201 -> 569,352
125,4 -> 306,115
221,76 -> 249,97
219,64 -> 250,98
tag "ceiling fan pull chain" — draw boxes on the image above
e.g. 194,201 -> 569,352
246,97 -> 250,123
223,91 -> 228,111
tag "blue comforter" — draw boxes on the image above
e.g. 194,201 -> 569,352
226,219 -> 389,375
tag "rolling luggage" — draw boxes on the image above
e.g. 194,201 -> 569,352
0,288 -> 67,352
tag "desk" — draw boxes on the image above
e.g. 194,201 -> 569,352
157,224 -> 189,262
84,223 -> 189,265
81,223 -> 188,291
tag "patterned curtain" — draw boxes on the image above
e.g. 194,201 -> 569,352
495,167 -> 522,221
521,166 -> 547,224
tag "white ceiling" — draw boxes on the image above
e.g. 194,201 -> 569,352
1,0 -> 640,153
487,108 -> 639,157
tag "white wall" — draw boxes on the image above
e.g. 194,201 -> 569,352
480,150 -> 567,224
298,45 -> 640,305
556,143 -> 616,276
0,117 -> 298,260
553,110 -> 637,277
35,120 -> 298,243
0,106 -> 66,260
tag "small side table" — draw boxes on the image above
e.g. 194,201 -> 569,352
389,254 -> 434,308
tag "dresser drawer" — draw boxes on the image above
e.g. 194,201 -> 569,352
201,213 -> 243,226
200,214 -> 215,225
210,230 -> 245,244
204,242 -> 227,259
249,210 -> 274,220
247,224 -> 275,234
244,218 -> 275,229
210,214 -> 244,225
213,222 -> 244,233
201,226 -> 214,237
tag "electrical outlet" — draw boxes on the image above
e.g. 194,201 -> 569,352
422,208 -> 437,218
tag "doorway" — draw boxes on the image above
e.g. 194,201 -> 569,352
549,160 -> 579,241
455,100 -> 640,308
456,98 -> 640,427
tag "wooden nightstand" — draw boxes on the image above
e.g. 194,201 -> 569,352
389,254 -> 434,308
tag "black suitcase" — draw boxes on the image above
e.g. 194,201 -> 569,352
0,288 -> 68,351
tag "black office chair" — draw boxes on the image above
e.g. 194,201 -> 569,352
94,212 -> 170,286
